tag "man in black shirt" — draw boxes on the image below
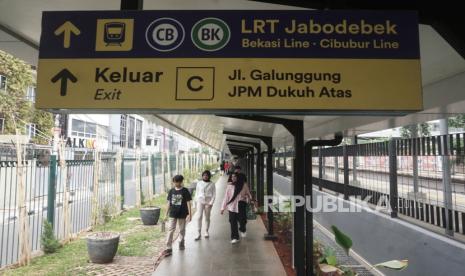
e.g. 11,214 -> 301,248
163,175 -> 192,256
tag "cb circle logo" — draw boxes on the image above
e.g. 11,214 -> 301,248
191,18 -> 230,52
145,18 -> 185,52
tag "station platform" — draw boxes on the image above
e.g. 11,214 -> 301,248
153,175 -> 287,276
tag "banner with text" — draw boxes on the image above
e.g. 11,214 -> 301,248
37,10 -> 422,113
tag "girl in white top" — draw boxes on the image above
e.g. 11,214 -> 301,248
194,170 -> 216,240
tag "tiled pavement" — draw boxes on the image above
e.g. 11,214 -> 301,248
153,175 -> 287,276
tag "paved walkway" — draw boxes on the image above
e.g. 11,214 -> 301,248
153,175 -> 287,276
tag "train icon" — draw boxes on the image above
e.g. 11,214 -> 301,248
104,22 -> 126,46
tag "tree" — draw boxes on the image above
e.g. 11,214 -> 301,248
400,123 -> 430,138
0,50 -> 53,144
40,220 -> 61,253
448,115 -> 465,129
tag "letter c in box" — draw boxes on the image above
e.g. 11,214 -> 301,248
176,67 -> 215,100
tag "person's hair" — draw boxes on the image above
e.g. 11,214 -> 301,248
172,175 -> 184,183
234,165 -> 241,171
202,170 -> 211,181
227,173 -> 245,205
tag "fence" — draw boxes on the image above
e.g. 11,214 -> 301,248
0,148 -> 218,268
304,133 -> 465,237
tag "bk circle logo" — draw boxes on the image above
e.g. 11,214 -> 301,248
191,18 -> 230,51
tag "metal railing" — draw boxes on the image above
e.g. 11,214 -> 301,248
0,148 -> 217,268
273,133 -> 465,237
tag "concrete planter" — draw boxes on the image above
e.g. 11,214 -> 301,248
140,207 -> 161,225
87,232 -> 120,264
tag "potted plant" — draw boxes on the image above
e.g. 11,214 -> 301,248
140,206 -> 161,225
87,203 -> 119,264
87,232 -> 120,264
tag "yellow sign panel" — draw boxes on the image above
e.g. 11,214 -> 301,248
36,58 -> 421,112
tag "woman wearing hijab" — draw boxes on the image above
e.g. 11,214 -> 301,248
220,173 -> 252,244
194,170 -> 216,240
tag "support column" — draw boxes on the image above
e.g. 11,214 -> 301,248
121,155 -> 125,210
352,135 -> 358,185
120,0 -> 143,10
264,137 -> 276,240
249,152 -> 253,188
48,155 -> 57,225
343,145 -> 349,200
318,147 -> 323,191
412,125 -> 420,193
389,139 -> 399,218
440,119 -> 454,236
250,150 -> 255,193
292,122 -> 305,276
306,133 -> 342,276
257,150 -> 264,207
161,152 -> 166,192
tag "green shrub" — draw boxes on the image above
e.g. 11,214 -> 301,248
202,164 -> 213,172
141,192 -> 145,206
41,220 -> 61,253
102,202 -> 113,223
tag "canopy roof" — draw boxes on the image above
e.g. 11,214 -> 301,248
1,0 -> 464,150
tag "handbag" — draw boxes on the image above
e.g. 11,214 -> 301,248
246,202 -> 257,220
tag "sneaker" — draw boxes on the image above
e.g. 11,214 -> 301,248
231,239 -> 239,244
194,233 -> 201,241
162,248 -> 172,256
179,241 -> 185,250
240,231 -> 247,238
204,232 -> 209,239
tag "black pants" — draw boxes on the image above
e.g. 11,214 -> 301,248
229,201 -> 248,240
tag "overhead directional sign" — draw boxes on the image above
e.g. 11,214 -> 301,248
36,10 -> 422,114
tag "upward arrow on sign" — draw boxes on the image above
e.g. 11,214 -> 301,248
51,69 -> 77,96
54,21 -> 80,48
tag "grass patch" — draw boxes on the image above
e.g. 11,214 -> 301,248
2,194 -> 168,276
2,239 -> 88,276
118,227 -> 164,256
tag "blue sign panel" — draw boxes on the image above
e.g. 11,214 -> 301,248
37,10 -> 422,113
39,10 -> 419,59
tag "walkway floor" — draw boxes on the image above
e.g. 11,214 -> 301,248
153,175 -> 287,276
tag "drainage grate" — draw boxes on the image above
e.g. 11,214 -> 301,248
314,227 -> 376,276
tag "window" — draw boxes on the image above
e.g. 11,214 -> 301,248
135,119 -> 142,148
26,86 -> 36,102
120,115 -> 127,147
128,116 -> 135,149
86,123 -> 96,137
97,125 -> 109,140
72,119 -> 85,133
25,124 -> 37,138
0,117 -> 4,134
146,138 -> 152,146
71,119 -> 97,138
0,74 -> 7,91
